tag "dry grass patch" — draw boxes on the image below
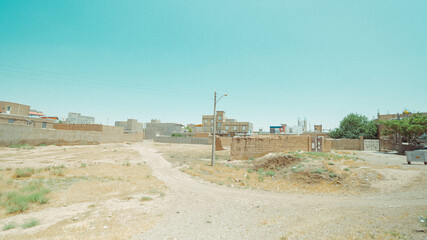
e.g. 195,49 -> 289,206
157,144 -> 384,194
0,143 -> 167,240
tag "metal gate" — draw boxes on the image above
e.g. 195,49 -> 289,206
311,136 -> 324,152
364,139 -> 379,151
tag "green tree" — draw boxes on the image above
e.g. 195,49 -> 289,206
381,113 -> 427,145
329,113 -> 377,139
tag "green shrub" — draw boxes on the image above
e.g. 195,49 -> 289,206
80,163 -> 87,168
2,222 -> 17,231
344,168 -> 350,171
52,165 -> 65,169
265,170 -> 276,177
329,173 -> 337,178
14,168 -> 35,178
140,196 -> 153,201
22,218 -> 39,229
2,181 -> 50,213
311,169 -> 325,174
328,162 -> 334,165
52,169 -> 64,176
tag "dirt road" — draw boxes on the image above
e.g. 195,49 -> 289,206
132,142 -> 427,239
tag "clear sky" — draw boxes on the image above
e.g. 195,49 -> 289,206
1,0 -> 426,131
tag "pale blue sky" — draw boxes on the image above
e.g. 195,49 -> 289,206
1,0 -> 426,131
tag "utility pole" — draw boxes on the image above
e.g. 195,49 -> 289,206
211,91 -> 227,166
211,92 -> 217,166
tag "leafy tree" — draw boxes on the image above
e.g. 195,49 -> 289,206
329,113 -> 377,139
381,113 -> 427,145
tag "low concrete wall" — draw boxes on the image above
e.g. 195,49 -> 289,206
231,135 -> 313,160
331,138 -> 363,151
0,123 -> 143,146
154,136 -> 210,145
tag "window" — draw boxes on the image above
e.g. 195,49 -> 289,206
210,127 -> 213,131
211,120 -> 213,123
218,123 -> 221,127
42,122 -> 47,128
7,106 -> 11,111
243,126 -> 246,131
233,126 -> 237,130
8,119 -> 15,124
204,120 -> 207,123
218,116 -> 222,120
204,127 -> 207,131
225,126 -> 229,130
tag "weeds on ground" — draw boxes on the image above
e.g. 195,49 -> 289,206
51,169 -> 64,176
21,218 -> 39,229
2,222 -> 17,231
52,165 -> 65,169
1,180 -> 50,213
13,168 -> 35,178
329,172 -> 337,178
140,196 -> 153,201
8,144 -> 34,149
149,189 -> 165,197
80,163 -> 86,168
311,169 -> 326,174
265,170 -> 276,177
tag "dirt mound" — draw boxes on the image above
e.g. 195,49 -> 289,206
291,171 -> 330,184
253,155 -> 300,170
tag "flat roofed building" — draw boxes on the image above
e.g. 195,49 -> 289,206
145,119 -> 184,139
66,112 -> 94,124
0,101 -> 30,116
0,114 -> 54,129
115,119 -> 143,133
202,111 -> 252,134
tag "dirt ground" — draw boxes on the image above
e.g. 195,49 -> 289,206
0,143 -> 166,240
1,142 -> 426,239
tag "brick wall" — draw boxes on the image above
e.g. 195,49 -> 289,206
330,138 -> 363,150
230,135 -> 312,160
53,124 -> 104,132
0,123 -> 143,146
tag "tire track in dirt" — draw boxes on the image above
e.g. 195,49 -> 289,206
132,142 -> 427,239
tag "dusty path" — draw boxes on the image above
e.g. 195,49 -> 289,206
132,142 -> 427,239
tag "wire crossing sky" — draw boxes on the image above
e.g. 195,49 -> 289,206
1,0 -> 426,130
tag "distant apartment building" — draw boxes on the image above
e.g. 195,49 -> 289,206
144,119 -> 184,139
0,101 -> 30,116
202,111 -> 253,135
195,124 -> 203,133
314,125 -> 323,132
115,119 -> 143,133
270,124 -> 286,134
66,112 -> 94,124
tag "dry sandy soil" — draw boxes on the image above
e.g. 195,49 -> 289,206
1,142 -> 426,239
